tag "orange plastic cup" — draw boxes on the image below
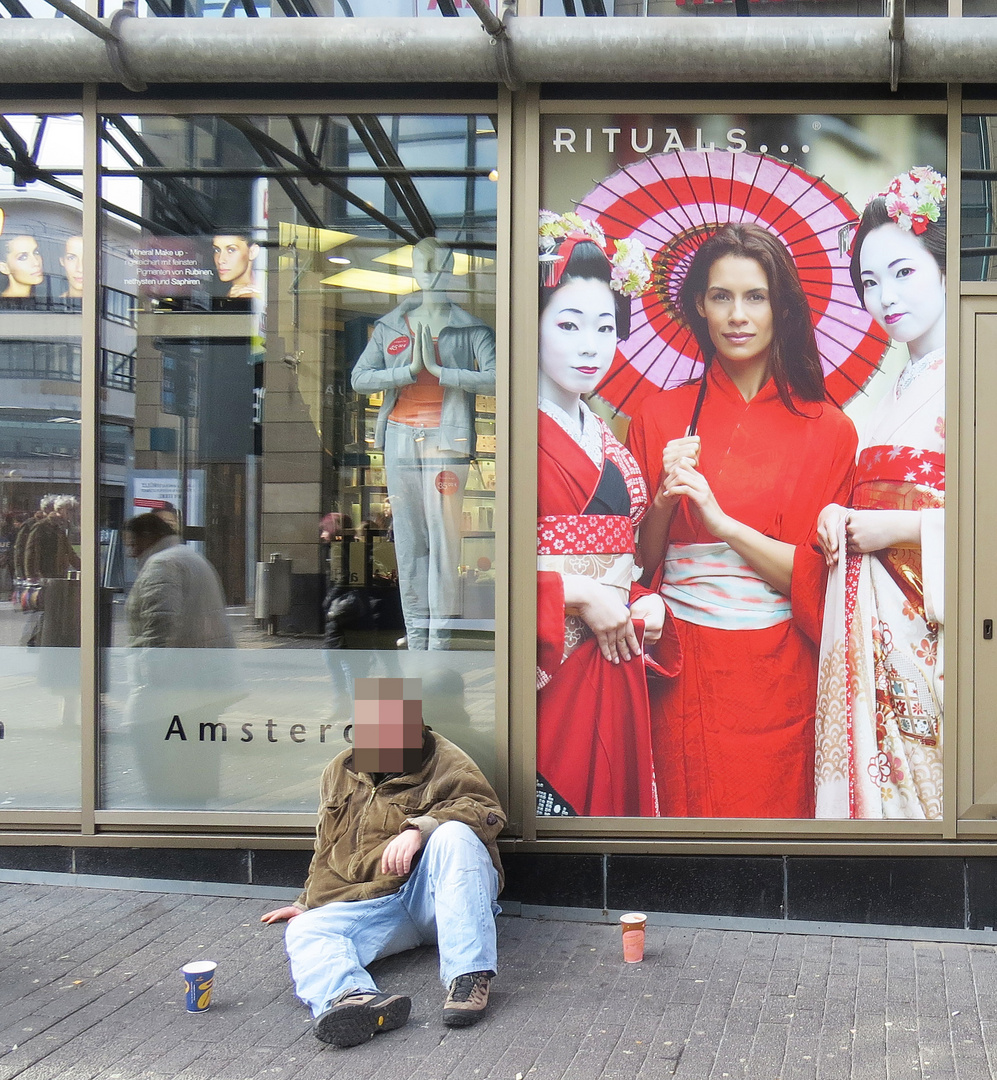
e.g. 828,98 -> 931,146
620,912 -> 647,963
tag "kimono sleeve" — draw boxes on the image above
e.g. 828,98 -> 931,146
625,403 -> 659,495
791,407 -> 858,646
921,507 -> 944,626
537,570 -> 565,688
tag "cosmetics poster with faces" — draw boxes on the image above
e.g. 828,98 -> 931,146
0,202 -> 84,310
536,112 -> 946,822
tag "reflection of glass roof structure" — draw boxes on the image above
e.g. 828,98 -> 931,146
2,0 -> 500,16
4,0 -> 889,19
0,114 -> 497,253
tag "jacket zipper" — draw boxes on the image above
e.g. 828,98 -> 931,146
348,779 -> 378,882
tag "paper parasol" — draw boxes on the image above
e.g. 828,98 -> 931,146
575,150 -> 888,415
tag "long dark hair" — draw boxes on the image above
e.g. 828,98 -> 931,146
849,197 -> 946,299
539,239 -> 632,339
678,222 -> 826,409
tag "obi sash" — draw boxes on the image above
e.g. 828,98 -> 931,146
855,445 -> 945,491
660,541 -> 792,630
537,514 -> 637,596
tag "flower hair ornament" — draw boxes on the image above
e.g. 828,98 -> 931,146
539,209 -> 652,299
879,166 -> 946,236
838,166 -> 947,258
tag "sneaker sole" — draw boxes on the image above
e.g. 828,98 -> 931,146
442,1006 -> 486,1028
315,996 -> 411,1048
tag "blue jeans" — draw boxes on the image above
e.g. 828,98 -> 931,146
284,821 -> 500,1016
383,420 -> 469,651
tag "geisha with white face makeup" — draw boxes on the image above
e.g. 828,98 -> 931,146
535,216 -> 669,819
814,168 -> 947,821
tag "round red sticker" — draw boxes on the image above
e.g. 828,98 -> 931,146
435,470 -> 459,496
387,335 -> 410,356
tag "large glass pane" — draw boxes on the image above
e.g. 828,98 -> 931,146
0,114 -> 84,809
537,111 -> 946,820
962,116 -> 997,281
99,113 -> 499,811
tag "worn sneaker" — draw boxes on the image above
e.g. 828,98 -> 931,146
442,971 -> 492,1027
314,988 -> 411,1048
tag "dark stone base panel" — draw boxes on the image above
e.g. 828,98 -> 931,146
1,847 -> 996,931
606,855 -> 784,921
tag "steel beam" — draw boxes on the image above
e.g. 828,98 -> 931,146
0,16 -> 996,86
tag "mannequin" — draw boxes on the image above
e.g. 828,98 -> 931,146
351,238 -> 496,650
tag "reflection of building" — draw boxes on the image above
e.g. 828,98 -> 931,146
0,188 -> 136,522
119,116 -> 497,632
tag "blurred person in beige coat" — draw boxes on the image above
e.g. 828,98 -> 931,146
120,513 -> 242,807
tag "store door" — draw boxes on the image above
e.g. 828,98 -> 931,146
962,298 -> 997,821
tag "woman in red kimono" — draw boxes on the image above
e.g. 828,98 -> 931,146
627,223 -> 857,818
536,215 -> 671,818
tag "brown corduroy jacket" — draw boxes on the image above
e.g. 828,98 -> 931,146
296,729 -> 505,910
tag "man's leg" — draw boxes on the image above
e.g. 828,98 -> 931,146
284,892 -> 424,1017
400,820 -> 499,1014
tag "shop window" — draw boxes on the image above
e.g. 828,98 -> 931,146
962,115 -> 997,281
97,112 -> 500,812
0,113 -> 85,811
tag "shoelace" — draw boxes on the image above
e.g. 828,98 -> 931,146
450,975 -> 485,1002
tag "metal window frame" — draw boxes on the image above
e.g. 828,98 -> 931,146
0,94 -> 510,839
521,95 -> 959,847
0,87 -> 993,858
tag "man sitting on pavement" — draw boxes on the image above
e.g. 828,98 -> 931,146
261,676 -> 505,1049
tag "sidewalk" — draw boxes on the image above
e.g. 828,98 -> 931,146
2,881 -> 996,1080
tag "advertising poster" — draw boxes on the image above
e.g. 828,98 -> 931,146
0,201 -> 84,310
536,113 -> 946,821
124,231 -> 266,313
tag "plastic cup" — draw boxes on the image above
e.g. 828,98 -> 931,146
620,912 -> 647,963
182,960 -> 217,1013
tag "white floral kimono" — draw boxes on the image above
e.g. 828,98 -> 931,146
815,348 -> 944,819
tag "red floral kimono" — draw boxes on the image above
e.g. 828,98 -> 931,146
537,404 -> 676,817
626,364 -> 857,818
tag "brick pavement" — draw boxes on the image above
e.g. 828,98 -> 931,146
2,882 -> 996,1080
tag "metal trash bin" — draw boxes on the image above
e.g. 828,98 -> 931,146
254,553 -> 292,633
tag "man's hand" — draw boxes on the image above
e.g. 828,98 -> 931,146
381,827 -> 423,877
260,905 -> 303,924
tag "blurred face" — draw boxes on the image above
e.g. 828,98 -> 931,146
60,236 -> 84,297
212,236 -> 258,283
353,695 -> 424,774
857,223 -> 945,355
0,235 -> 43,294
696,255 -> 774,369
539,277 -> 617,401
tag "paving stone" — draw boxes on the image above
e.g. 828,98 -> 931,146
5,883 -> 997,1080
